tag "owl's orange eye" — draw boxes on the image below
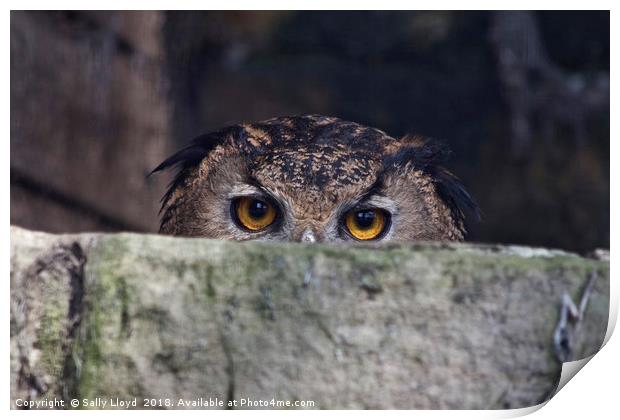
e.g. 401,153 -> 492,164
234,197 -> 277,231
344,209 -> 388,240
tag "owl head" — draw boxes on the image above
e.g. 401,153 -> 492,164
152,115 -> 479,243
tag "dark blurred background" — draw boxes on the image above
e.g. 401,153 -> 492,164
10,11 -> 609,252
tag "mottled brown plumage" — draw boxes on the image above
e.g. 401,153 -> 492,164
152,115 -> 478,242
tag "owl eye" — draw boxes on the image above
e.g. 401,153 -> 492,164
343,208 -> 389,241
233,197 -> 277,231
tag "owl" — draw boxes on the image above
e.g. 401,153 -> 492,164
152,115 -> 478,243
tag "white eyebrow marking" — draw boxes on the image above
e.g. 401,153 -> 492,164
227,183 -> 263,198
364,195 -> 399,215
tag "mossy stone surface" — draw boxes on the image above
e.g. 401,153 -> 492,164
10,227 -> 610,409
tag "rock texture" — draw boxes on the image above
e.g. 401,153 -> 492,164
10,226 -> 609,409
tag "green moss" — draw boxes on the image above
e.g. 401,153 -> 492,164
37,303 -> 68,379
73,240 -> 129,401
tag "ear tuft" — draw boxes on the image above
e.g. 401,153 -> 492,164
382,135 -> 452,171
383,136 -> 481,237
434,168 -> 481,236
149,129 -> 233,215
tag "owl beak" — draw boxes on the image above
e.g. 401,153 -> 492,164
300,228 -> 317,244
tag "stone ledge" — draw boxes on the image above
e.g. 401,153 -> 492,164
10,226 -> 610,409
